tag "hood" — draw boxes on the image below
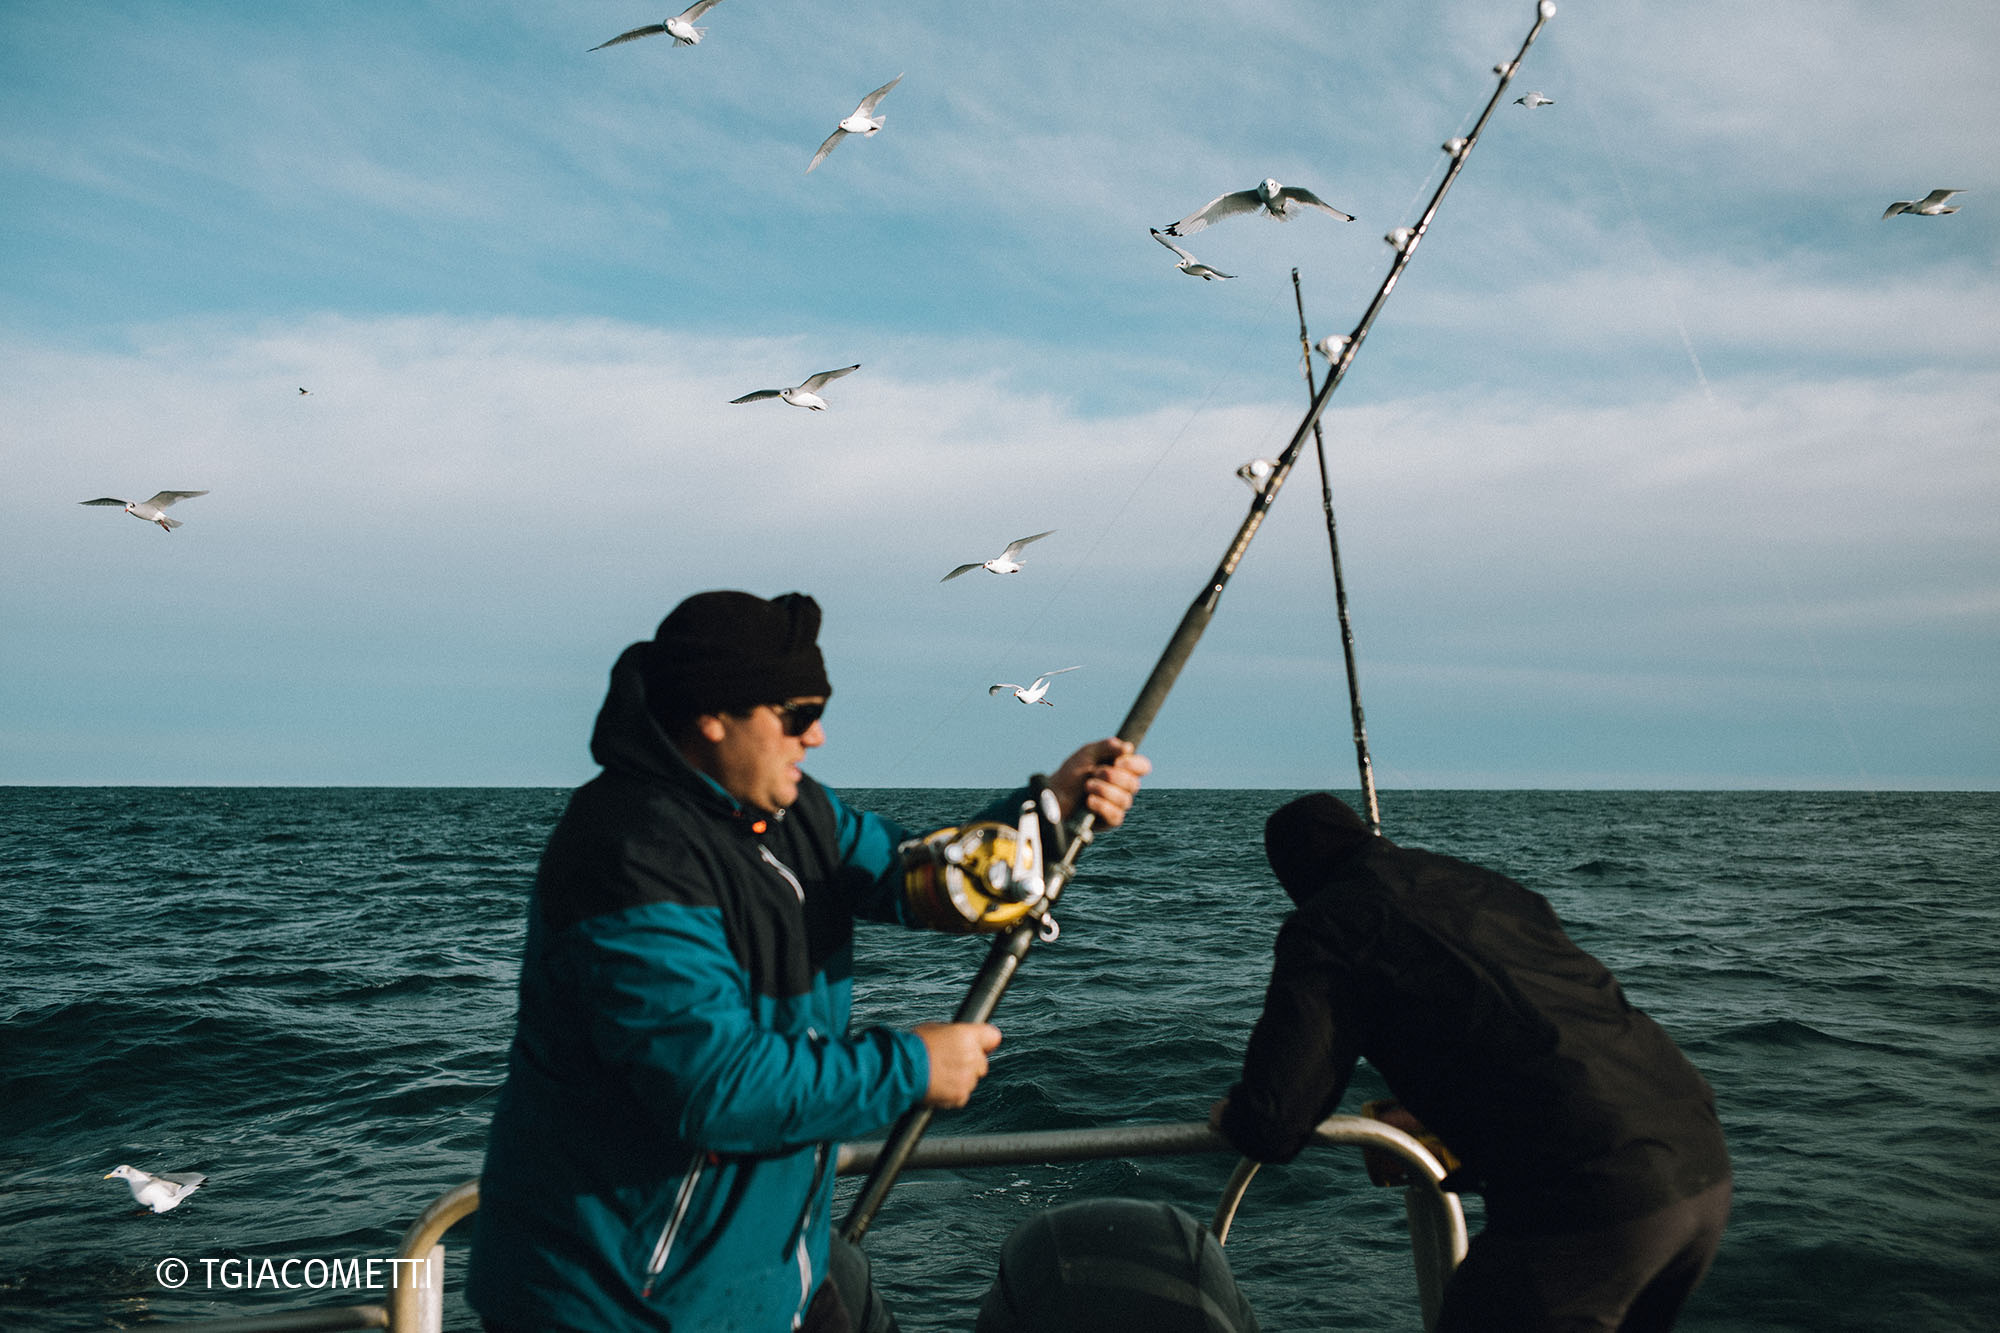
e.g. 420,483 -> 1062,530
588,641 -> 734,814
1263,793 -> 1379,907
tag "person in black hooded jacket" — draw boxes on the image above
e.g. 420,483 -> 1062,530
1214,793 -> 1730,1333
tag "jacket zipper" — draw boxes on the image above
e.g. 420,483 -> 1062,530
759,845 -> 805,902
639,1154 -> 709,1299
790,1231 -> 813,1330
761,839 -> 820,1327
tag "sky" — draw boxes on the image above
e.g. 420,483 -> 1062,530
2,0 -> 1995,790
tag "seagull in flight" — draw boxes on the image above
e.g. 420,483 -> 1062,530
941,531 -> 1054,582
807,75 -> 903,173
1883,189 -> 1964,218
105,1164 -> 207,1214
1164,178 -> 1354,237
1514,91 -> 1555,108
730,365 -> 861,411
79,490 -> 208,532
990,666 -> 1082,707
590,1 -> 724,50
1150,229 -> 1235,280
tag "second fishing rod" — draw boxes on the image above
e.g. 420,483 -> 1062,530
842,0 -> 1559,1244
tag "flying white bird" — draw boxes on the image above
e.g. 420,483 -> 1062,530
1164,178 -> 1354,237
105,1164 -> 206,1214
1236,459 -> 1277,496
1149,229 -> 1235,280
730,365 -> 861,411
989,666 -> 1082,707
941,531 -> 1054,582
1882,189 -> 1964,219
1514,91 -> 1555,107
590,0 -> 724,51
807,75 -> 903,173
79,490 -> 208,532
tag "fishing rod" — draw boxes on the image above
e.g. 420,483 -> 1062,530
842,0 -> 1558,1244
1292,268 -> 1382,834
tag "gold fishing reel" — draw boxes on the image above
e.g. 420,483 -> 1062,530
900,786 -> 1061,935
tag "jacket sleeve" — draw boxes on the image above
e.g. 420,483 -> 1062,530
1220,914 -> 1363,1163
566,902 -> 930,1155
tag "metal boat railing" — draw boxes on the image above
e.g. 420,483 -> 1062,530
158,1115 -> 1466,1332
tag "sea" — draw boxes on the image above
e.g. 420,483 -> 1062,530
1,787 -> 1995,1332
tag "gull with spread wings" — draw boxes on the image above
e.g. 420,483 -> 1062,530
941,531 -> 1054,582
808,75 -> 903,173
80,490 -> 208,532
1149,228 -> 1235,280
1164,177 -> 1354,236
730,365 -> 861,411
990,666 -> 1082,707
589,1 -> 725,51
1883,189 -> 1964,218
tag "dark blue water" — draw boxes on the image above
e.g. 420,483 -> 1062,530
2,788 -> 1995,1331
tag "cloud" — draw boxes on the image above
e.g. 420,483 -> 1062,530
4,306 -> 1993,786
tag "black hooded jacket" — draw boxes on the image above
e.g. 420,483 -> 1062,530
1221,827 -> 1730,1234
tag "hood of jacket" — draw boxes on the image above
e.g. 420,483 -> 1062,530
587,641 -> 739,818
1264,792 -> 1382,907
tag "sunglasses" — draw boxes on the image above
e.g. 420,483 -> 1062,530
769,700 -> 826,737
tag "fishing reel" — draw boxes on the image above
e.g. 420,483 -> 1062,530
900,781 -> 1064,938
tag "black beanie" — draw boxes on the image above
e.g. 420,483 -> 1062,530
1264,793 -> 1375,905
641,591 -> 832,724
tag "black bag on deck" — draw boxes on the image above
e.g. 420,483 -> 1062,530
973,1198 -> 1259,1333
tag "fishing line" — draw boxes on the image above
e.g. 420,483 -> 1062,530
1398,104 -> 1481,227
1550,42 -> 1871,784
879,295 -> 1289,786
844,1 -> 1562,1243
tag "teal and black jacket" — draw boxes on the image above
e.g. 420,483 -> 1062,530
468,644 -> 1008,1331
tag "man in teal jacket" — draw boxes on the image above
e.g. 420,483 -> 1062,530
467,591 -> 1148,1332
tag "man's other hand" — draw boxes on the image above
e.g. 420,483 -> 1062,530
915,1022 -> 1002,1108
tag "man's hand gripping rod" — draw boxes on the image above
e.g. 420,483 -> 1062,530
840,0 -> 1557,1244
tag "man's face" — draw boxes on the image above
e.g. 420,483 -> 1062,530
696,697 -> 827,814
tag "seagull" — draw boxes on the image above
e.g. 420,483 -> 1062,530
1883,189 -> 1964,219
590,1 -> 724,50
990,666 -> 1082,707
1236,459 -> 1277,496
1164,178 -> 1354,237
1149,229 -> 1235,280
79,490 -> 208,532
297,386 -> 310,396
941,531 -> 1054,582
730,365 -> 861,411
105,1165 -> 206,1214
1514,91 -> 1555,108
1315,333 -> 1352,360
807,75 -> 903,173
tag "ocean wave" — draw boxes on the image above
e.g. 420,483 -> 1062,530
1703,1017 -> 1908,1056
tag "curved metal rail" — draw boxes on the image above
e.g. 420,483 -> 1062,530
839,1116 -> 1467,1330
156,1115 -> 1465,1332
